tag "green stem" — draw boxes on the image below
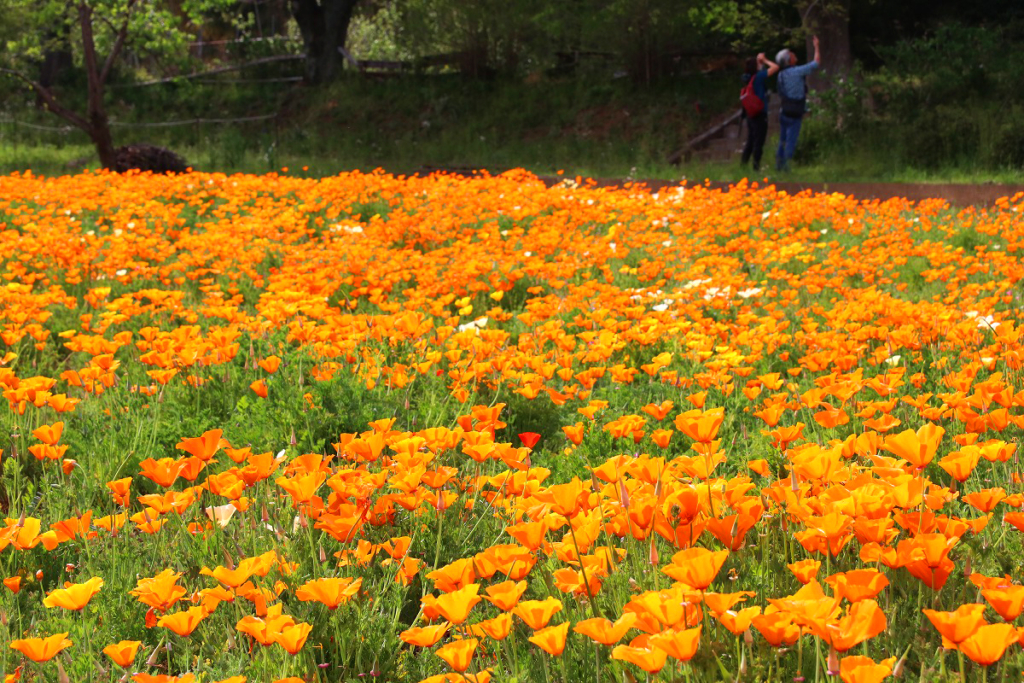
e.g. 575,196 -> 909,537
568,516 -> 600,618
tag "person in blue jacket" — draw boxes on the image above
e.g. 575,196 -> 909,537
774,35 -> 820,172
741,52 -> 779,172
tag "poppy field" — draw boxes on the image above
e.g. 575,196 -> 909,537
2,169 -> 1024,683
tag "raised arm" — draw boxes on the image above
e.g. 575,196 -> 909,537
758,52 -> 780,77
812,35 -> 821,65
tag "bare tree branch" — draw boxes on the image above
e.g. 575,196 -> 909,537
0,68 -> 91,131
100,0 -> 139,87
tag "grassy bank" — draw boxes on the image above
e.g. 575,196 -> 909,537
2,66 -> 1023,184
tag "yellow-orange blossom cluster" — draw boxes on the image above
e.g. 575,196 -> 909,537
1,170 -> 1024,682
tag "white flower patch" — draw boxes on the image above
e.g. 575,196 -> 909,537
330,224 -> 364,234
683,279 -> 711,290
458,317 -> 489,333
966,311 -> 1000,329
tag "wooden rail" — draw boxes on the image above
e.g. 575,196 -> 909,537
666,108 -> 742,165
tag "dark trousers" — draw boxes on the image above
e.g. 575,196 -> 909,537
741,113 -> 768,170
776,113 -> 804,171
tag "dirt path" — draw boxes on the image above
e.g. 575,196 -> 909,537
540,177 -> 1024,207
417,166 -> 1024,206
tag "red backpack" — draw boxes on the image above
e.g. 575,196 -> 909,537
740,75 -> 763,117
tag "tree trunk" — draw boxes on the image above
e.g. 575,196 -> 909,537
78,2 -> 118,169
291,0 -> 359,84
88,110 -> 117,170
802,0 -> 852,89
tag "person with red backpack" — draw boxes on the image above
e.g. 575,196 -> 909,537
740,52 -> 778,172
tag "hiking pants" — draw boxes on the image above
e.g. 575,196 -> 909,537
741,112 -> 768,171
776,113 -> 804,171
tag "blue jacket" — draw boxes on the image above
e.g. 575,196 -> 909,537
777,61 -> 819,101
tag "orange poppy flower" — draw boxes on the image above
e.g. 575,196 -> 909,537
897,533 -> 958,590
825,570 -> 889,603
562,423 -> 586,445
258,355 -> 281,373
483,580 -> 528,611
959,623 -> 1019,666
4,576 -> 21,593
175,429 -> 223,461
427,558 -> 477,592
661,547 -> 729,589
819,600 -> 887,652
923,604 -> 988,648
537,478 -> 585,517
650,626 -> 701,661
788,559 -> 822,584
625,586 -> 703,631
43,576 -> 104,610
237,604 -> 295,646
138,457 -> 184,488
573,613 -> 637,645
470,613 -> 513,641
50,510 -> 94,542
674,407 -> 725,443
747,459 -> 771,476
717,606 -> 762,635
436,637 -> 478,672
9,633 -> 72,662
273,621 -> 312,655
552,566 -> 603,597
752,612 -> 801,647
650,429 -> 673,448
275,470 -> 327,506
157,606 -> 209,637
200,563 -> 256,589
250,379 -> 268,398
962,488 -> 1006,514
132,675 -> 196,683
839,655 -> 896,683
642,400 -> 675,421
881,424 -> 944,469
612,635 -> 668,673
514,596 -> 563,630
131,569 -> 187,612
295,577 -> 362,609
981,584 -> 1024,622
102,640 -> 143,668
432,583 -> 482,625
31,421 -> 63,445
938,449 -> 981,482
705,513 -> 757,551
704,592 -> 755,615
106,477 -> 132,506
529,622 -> 570,656
400,622 -> 450,647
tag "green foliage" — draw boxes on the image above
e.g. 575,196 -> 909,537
806,21 -> 1024,173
